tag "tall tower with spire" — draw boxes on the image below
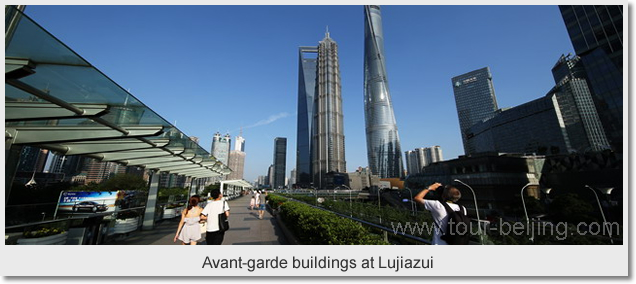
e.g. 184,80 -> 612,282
363,5 -> 404,178
309,28 -> 347,189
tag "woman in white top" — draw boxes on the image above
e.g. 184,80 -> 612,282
201,189 -> 230,245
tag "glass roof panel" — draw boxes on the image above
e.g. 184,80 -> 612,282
5,6 -> 224,174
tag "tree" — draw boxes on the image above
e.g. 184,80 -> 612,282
201,183 -> 220,197
99,174 -> 148,192
549,193 -> 597,223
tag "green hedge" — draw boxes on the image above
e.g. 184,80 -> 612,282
267,194 -> 287,210
273,195 -> 387,245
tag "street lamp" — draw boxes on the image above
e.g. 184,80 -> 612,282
585,185 -> 614,244
453,179 -> 483,245
405,187 -> 416,216
377,187 -> 382,224
520,183 -> 539,242
339,184 -> 353,217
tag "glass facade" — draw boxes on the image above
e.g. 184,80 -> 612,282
311,32 -> 346,189
211,132 -> 231,165
467,55 -> 609,155
559,5 -> 623,152
363,5 -> 404,179
452,67 -> 499,156
273,137 -> 287,190
295,47 -> 317,187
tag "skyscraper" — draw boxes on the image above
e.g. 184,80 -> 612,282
211,132 -> 231,165
273,137 -> 287,190
559,5 -> 623,152
466,55 -> 608,155
452,67 -> 499,156
227,134 -> 246,180
295,46 -> 318,188
311,30 -> 346,189
363,5 -> 404,179
405,146 -> 444,175
234,134 -> 245,152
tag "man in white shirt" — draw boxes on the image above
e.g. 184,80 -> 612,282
413,182 -> 464,245
201,189 -> 230,245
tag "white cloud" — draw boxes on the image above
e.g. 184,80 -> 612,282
244,112 -> 291,129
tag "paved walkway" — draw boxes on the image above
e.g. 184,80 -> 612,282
106,195 -> 287,245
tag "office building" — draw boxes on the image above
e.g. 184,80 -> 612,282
273,137 -> 287,189
363,5 -> 404,179
82,159 -> 126,184
227,151 -> 246,180
405,146 -> 444,175
49,154 -> 86,181
211,132 -> 231,165
17,146 -> 49,173
467,55 -> 609,155
452,67 -> 499,156
559,5 -> 623,152
296,46 -> 318,188
234,134 -> 245,152
311,30 -> 347,189
405,153 -> 545,213
227,135 -> 246,180
289,168 -> 297,188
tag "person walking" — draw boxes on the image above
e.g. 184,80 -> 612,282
249,193 -> 256,210
201,189 -> 230,245
173,195 -> 203,245
257,190 -> 268,220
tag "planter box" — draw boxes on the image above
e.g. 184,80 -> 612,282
163,208 -> 177,219
110,217 -> 140,235
275,216 -> 300,245
17,232 -> 68,245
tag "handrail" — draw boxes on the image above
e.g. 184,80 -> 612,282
6,206 -> 147,230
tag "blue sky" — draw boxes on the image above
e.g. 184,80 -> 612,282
25,5 -> 575,183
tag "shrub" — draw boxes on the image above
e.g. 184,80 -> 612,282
278,200 -> 387,245
23,227 -> 64,238
116,210 -> 140,220
267,194 -> 287,210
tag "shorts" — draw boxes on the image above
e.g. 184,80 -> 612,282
259,204 -> 266,210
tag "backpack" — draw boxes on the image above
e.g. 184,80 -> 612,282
438,201 -> 471,245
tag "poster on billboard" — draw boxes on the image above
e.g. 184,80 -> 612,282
55,191 -> 119,216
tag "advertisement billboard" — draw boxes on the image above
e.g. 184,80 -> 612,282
55,191 -> 119,215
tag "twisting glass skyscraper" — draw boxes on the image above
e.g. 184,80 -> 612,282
363,5 -> 404,178
312,30 -> 346,189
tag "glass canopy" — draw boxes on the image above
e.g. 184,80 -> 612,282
5,6 -> 231,178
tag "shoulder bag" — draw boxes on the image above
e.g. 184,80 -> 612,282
218,201 -> 230,232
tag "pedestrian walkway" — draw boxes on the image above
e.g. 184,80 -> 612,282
106,195 -> 287,245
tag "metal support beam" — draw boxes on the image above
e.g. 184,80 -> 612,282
6,125 -> 163,145
5,140 -> 23,206
99,148 -> 172,161
6,78 -> 86,115
142,171 -> 160,230
5,102 -> 109,121
38,138 -> 169,156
